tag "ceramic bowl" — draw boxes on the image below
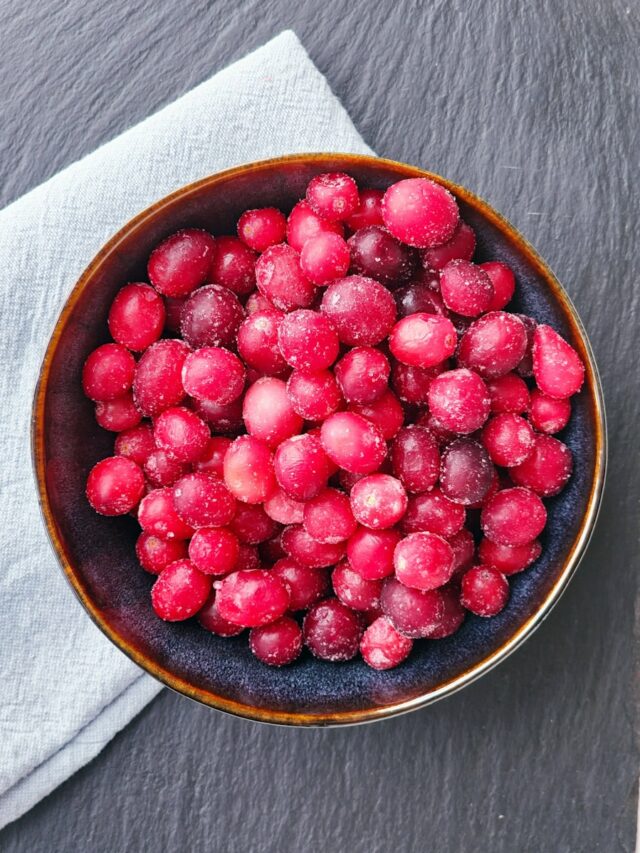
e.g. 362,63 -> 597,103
32,153 -> 606,726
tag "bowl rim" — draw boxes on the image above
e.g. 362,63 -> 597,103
31,152 -> 607,727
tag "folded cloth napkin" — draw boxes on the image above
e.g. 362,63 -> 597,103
0,30 -> 372,829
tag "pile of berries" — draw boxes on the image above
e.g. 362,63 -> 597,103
83,171 -> 584,670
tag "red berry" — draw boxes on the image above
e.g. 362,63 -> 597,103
151,559 -> 211,621
346,188 -> 384,230
482,413 -> 535,467
448,528 -> 476,577
390,426 -> 440,493
334,347 -> 390,403
263,488 -> 305,525
394,275 -> 445,317
272,558 -> 330,610
306,172 -> 359,222
193,395 -> 244,434
303,599 -> 364,661
458,311 -> 528,378
194,436 -> 232,477
180,284 -> 244,349
237,310 -> 287,376
136,531 -> 188,574
114,422 -> 156,466
250,616 -> 303,666
108,283 -> 165,351
229,502 -> 278,544
532,325 -> 585,398
421,221 -> 476,270
346,527 -> 401,580
528,389 -> 571,434
286,369 -> 343,421
86,456 -> 145,516
389,313 -> 457,368
188,527 -> 240,575
401,488 -> 466,537
509,435 -> 573,497
460,566 -> 509,617
422,585 -> 466,638
82,343 -> 135,402
208,235 -> 257,296
321,275 -> 396,346
440,259 -> 494,317
255,243 -> 316,310
245,292 -> 274,314
274,433 -> 331,501
380,577 -> 445,638
95,394 -> 142,432
198,592 -> 244,636
514,313 -> 537,377
440,437 -> 495,505
394,531 -> 454,590
349,389 -> 405,440
215,570 -> 289,627
223,435 -> 276,504
479,261 -> 516,311
148,229 -> 215,297
144,449 -> 188,488
320,412 -> 386,474
237,207 -> 287,252
382,178 -> 459,248
481,487 -> 547,546
133,339 -> 190,417
243,377 -> 304,447
486,373 -> 530,414
286,199 -> 344,252
278,309 -> 339,370
138,488 -> 195,540
235,544 -> 261,572
360,616 -> 413,670
303,488 -> 357,543
332,560 -> 383,611
153,407 -> 209,464
350,474 -> 408,529
478,537 -> 542,576
172,472 -> 236,528
300,232 -> 351,284
391,361 -> 441,405
181,347 -> 245,404
348,225 -> 417,287
281,524 -> 346,568
428,368 -> 490,434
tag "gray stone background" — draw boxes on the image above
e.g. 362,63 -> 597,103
1,0 -> 638,850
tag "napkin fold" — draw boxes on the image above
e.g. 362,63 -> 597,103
0,30 -> 371,829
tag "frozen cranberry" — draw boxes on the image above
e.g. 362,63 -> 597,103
346,527 -> 400,580
334,347 -> 390,403
458,312 -> 528,378
360,616 -> 413,669
528,389 -> 571,434
380,577 -> 445,638
255,243 -> 316,310
138,488 -> 194,540
440,259 -> 494,317
391,362 -> 440,405
133,339 -> 190,417
164,296 -> 187,334
478,537 -> 542,576
460,566 -> 509,617
197,592 -> 244,637
223,436 -> 276,504
264,488 -> 305,525
148,229 -> 215,297
272,558 -> 330,610
415,412 -> 455,446
346,188 -> 384,230
303,488 -> 357,543
286,199 -> 344,252
424,585 -> 466,638
532,324 -> 585,398
281,524 -> 346,567
260,531 -> 287,563
479,261 -> 516,311
235,544 -> 261,572
82,343 -> 135,402
286,369 -> 343,421
321,276 -> 396,346
306,172 -> 359,222
180,284 -> 244,349
320,412 -> 386,474
482,413 -> 535,467
382,178 -> 459,248
421,221 -> 476,270
151,559 -> 211,621
250,616 -> 302,666
95,394 -> 142,432
509,435 -> 573,497
428,369 -> 490,434
237,207 -> 287,252
389,313 -> 457,368
274,433 -> 331,501
114,422 -> 156,465
216,570 -> 289,627
237,310 -> 286,375
448,528 -> 476,576
153,407 -> 209,464
348,225 -> 417,287
391,426 -> 440,493
394,276 -> 445,318
303,599 -> 364,661
144,449 -> 188,488
350,474 -> 408,529
243,377 -> 303,447
194,436 -> 232,477
136,531 -> 187,575
300,232 -> 351,284
440,438 -> 495,505
181,347 -> 245,405
245,292 -> 274,314
172,473 -> 235,528
481,487 -> 547,546
86,456 -> 145,516
332,560 -> 383,611
229,502 -> 278,544
401,488 -> 465,537
394,532 -> 454,591
514,313 -> 536,377
188,527 -> 240,575
108,283 -> 165,351
486,373 -> 530,414
349,389 -> 404,440
277,310 -> 339,370
193,396 -> 244,434
207,235 -> 256,296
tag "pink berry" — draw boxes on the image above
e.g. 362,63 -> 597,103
380,577 -> 445,638
348,225 -> 417,287
172,472 -> 236,528
528,389 -> 571,434
82,343 -> 135,402
229,502 -> 278,544
278,309 -> 339,370
86,456 -> 145,516
428,368 -> 490,434
350,474 -> 408,529
532,324 -> 585,398
440,259 -> 494,317
148,229 -> 215,297
237,207 -> 287,252
136,531 -> 188,575
237,310 -> 287,376
481,487 -> 547,546
421,221 -> 476,270
250,616 -> 302,666
394,531 -> 454,590
300,232 -> 350,284
153,407 -> 209,463
95,394 -> 142,432
286,200 -> 344,252
223,435 -> 276,504
303,488 -> 357,543
138,488 -> 194,540
151,559 -> 211,621
180,284 -> 244,349
425,585 -> 466,638
486,373 -> 530,414
108,283 -> 166,351
144,449 -> 188,488
198,593 -> 244,637
478,537 -> 542,576
216,570 -> 289,627
440,438 -> 495,505
208,235 -> 256,296
482,413 -> 535,467
114,422 -> 156,466
133,339 -> 190,417
181,347 -> 245,404
274,433 -> 331,501
303,599 -> 364,661
388,313 -> 457,368
334,347 -> 390,403
255,243 -> 316,310
306,172 -> 359,222
188,527 -> 240,575
346,188 -> 384,230
509,435 -> 573,497
349,389 -> 405,440
460,566 -> 509,617
272,558 -> 330,610
479,261 -> 516,311
321,275 -> 396,346
194,436 -> 232,477
281,524 -> 346,568
390,426 -> 440,493
448,528 -> 476,577
192,396 -> 244,434
286,369 -> 343,421
332,560 -> 383,611
401,488 -> 465,537
243,377 -> 303,447
360,616 -> 413,670
263,488 -> 305,525
346,527 -> 400,580
320,412 -> 386,474
382,178 -> 459,248
458,311 -> 528,378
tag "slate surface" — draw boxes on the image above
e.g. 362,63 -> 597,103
1,0 -> 638,850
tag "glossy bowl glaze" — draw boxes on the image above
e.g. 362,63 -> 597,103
32,154 -> 606,726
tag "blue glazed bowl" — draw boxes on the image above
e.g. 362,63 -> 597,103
32,154 -> 606,726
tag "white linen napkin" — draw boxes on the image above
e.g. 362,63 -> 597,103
0,30 -> 371,829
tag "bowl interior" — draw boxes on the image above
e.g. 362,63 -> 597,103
35,155 -> 604,725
